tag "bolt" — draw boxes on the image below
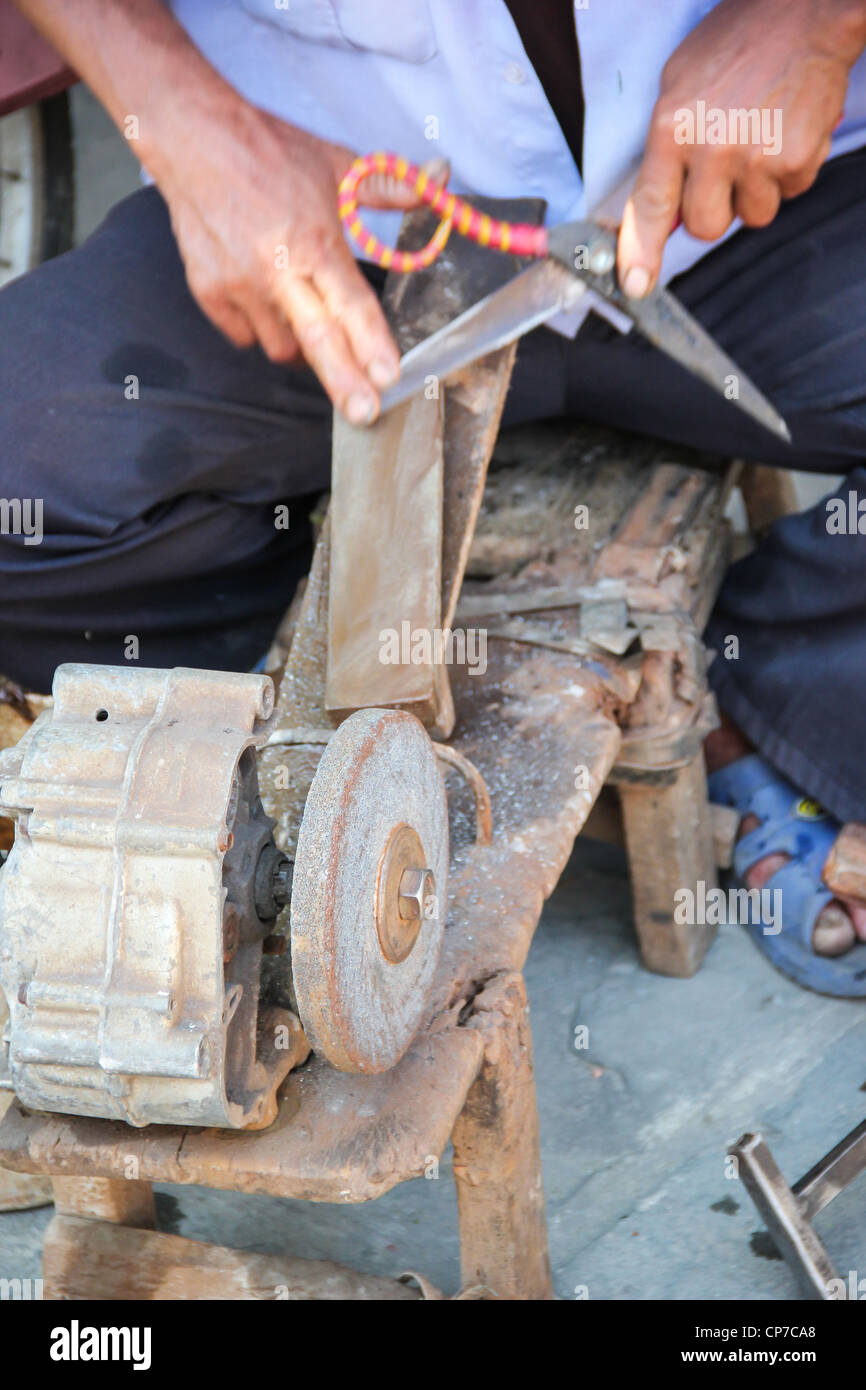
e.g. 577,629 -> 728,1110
253,843 -> 293,921
271,855 -> 294,910
398,867 -> 436,921
588,241 -> 616,276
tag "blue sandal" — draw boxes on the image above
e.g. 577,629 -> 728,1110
708,754 -> 866,997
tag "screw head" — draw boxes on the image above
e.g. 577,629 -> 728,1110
398,867 -> 436,921
271,855 -> 294,910
588,242 -> 615,276
376,825 -> 434,964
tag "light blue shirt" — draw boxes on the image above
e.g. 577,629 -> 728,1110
168,0 -> 866,322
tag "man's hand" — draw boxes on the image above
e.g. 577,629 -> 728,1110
617,0 -> 866,298
154,105 -> 443,425
12,0 -> 444,423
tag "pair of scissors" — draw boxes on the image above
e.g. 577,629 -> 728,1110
338,152 -> 790,442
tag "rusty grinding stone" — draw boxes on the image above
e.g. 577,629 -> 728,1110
289,708 -> 448,1073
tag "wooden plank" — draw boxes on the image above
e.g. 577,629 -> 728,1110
452,973 -> 553,1300
42,1216 -> 426,1300
0,1117 -> 53,1209
0,1027 -> 484,1202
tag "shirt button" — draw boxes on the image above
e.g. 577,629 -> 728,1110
503,61 -> 526,85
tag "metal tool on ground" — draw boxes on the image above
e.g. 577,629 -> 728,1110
730,1121 -> 866,1300
339,151 -> 790,442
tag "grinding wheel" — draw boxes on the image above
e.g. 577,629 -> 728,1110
290,707 -> 448,1073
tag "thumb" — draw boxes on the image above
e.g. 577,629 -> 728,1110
616,144 -> 684,299
359,156 -> 451,211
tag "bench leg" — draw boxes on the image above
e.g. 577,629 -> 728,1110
618,752 -> 718,977
51,1176 -> 156,1226
44,1177 -> 157,1299
452,973 -> 553,1300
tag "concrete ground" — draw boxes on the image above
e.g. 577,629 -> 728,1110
1,88 -> 864,1302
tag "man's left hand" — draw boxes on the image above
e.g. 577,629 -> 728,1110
617,0 -> 866,298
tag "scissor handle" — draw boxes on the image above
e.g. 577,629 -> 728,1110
338,151 -> 549,272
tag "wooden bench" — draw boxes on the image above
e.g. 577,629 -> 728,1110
0,205 -> 822,1299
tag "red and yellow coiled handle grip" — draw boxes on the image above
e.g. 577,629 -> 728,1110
338,151 -> 549,272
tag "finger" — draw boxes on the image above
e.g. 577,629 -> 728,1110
241,299 -> 301,364
757,113 -> 830,200
617,139 -> 686,298
733,170 -> 782,228
312,245 -> 400,390
281,274 -> 380,423
680,160 -> 736,241
195,290 -> 257,350
777,136 -> 831,200
360,156 -> 451,210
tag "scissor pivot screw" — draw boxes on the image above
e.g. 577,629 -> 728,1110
589,243 -> 616,276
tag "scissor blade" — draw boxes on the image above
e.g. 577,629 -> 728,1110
379,259 -> 586,414
630,288 -> 789,441
546,222 -> 790,443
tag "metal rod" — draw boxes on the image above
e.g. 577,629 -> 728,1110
793,1116 -> 866,1223
730,1132 -> 842,1300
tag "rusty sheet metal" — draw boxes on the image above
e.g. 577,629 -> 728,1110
326,390 -> 448,725
325,198 -> 545,732
383,199 -> 545,632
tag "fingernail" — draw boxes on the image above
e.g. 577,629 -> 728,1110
368,357 -> 399,390
346,391 -> 377,426
622,266 -> 651,299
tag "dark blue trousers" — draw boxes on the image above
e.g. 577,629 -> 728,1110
1,150 -> 865,819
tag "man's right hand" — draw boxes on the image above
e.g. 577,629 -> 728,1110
12,0 -> 442,423
155,105 -> 417,425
